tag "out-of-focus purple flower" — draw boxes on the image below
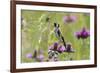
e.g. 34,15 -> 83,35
36,54 -> 44,62
63,15 -> 77,24
65,44 -> 75,53
26,53 -> 33,58
70,15 -> 77,22
57,45 -> 65,53
75,27 -> 90,39
63,16 -> 68,23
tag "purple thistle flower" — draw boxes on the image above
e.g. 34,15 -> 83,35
26,53 -> 33,58
54,42 -> 58,49
63,16 -> 69,23
70,15 -> 77,22
48,42 -> 58,51
54,42 -> 58,46
57,45 -> 65,53
75,27 -> 90,39
75,32 -> 81,39
63,15 -> 77,24
81,28 -> 90,39
65,44 -> 75,53
36,54 -> 44,62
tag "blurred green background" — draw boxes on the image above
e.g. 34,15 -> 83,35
21,10 -> 90,63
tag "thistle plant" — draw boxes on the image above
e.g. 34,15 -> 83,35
75,27 -> 90,59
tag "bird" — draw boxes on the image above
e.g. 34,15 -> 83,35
54,23 -> 67,49
54,23 -> 61,38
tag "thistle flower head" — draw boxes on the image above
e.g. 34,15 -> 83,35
75,32 -> 81,39
53,42 -> 59,50
75,27 -> 90,39
70,15 -> 77,22
26,53 -> 33,58
37,54 -> 44,62
81,27 -> 90,39
57,45 -> 65,53
63,15 -> 77,24
65,43 -> 75,53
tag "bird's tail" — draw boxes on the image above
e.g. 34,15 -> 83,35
61,36 -> 66,49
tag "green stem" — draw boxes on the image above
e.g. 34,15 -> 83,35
81,39 -> 86,60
